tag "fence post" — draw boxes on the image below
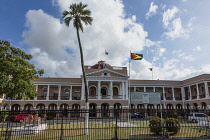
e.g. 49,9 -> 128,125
60,110 -> 64,140
4,110 -> 11,140
114,109 -> 118,140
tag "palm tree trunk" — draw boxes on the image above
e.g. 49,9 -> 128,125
76,27 -> 89,135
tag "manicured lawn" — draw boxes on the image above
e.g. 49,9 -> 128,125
0,121 -> 209,140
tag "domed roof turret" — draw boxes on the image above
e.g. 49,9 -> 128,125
91,60 -> 112,69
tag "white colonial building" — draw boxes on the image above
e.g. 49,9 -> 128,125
2,60 -> 210,115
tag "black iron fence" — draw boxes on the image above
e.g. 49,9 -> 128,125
1,109 -> 210,140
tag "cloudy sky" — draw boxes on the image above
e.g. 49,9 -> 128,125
1,0 -> 210,80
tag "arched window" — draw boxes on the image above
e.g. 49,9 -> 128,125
89,86 -> 97,96
72,104 -> 80,110
12,104 -> 20,111
48,104 -> 57,110
137,104 -> 145,109
24,104 -> 33,110
60,104 -> 69,110
193,103 -> 198,111
193,87 -> 197,95
113,87 -> 119,96
167,104 -> 173,110
114,103 -> 121,109
64,87 -> 70,99
101,86 -> 107,96
131,104 -> 135,109
64,87 -> 70,92
42,87 -> 47,98
201,102 -> 207,110
101,103 -> 109,117
37,104 -> 45,110
89,103 -> 97,117
176,104 -> 182,110
201,86 -> 205,96
71,104 -> 80,117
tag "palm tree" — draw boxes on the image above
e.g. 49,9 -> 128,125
62,2 -> 92,135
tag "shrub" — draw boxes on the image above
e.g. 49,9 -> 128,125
149,117 -> 164,135
167,113 -> 178,118
46,112 -> 56,120
165,118 -> 180,134
0,110 -> 9,123
6,115 -> 16,122
149,117 -> 180,135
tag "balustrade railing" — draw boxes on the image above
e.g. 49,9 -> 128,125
88,95 -> 98,99
101,95 -> 110,99
166,97 -> 173,100
113,95 -> 123,99
199,94 -> 205,98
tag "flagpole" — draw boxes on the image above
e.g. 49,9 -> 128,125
129,50 -> 132,135
152,67 -> 153,80
129,50 -> 131,109
129,50 -> 131,110
105,50 -> 107,62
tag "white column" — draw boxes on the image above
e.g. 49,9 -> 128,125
58,85 -> 61,100
97,81 -> 101,99
81,79 -> 85,100
109,81 -> 113,99
46,85 -> 50,100
69,86 -> 72,100
189,86 -> 192,100
181,88 -> 186,109
153,87 -> 155,92
122,82 -> 125,99
163,87 -> 166,100
181,87 -> 185,101
125,81 -> 128,99
87,80 -> 89,99
134,86 -> 136,92
34,85 -> 38,100
119,83 -> 122,97
196,84 -> 200,99
204,82 -> 209,98
172,87 -> 175,101
144,87 -> 146,92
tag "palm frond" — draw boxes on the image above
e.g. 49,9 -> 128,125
81,16 -> 93,26
64,17 -> 72,27
62,10 -> 69,18
63,2 -> 92,31
80,10 -> 91,16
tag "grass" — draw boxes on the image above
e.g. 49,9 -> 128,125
0,121 -> 210,140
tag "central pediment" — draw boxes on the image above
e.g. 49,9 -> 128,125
86,69 -> 128,78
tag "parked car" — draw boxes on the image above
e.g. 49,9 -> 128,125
14,114 -> 36,122
130,113 -> 144,118
188,113 -> 210,123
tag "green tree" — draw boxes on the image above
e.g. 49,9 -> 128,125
0,40 -> 44,99
62,2 -> 93,135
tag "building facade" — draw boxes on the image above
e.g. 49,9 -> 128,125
1,61 -> 210,113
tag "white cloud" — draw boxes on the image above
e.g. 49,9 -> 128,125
182,55 -> 195,61
193,46 -> 201,51
187,17 -> 196,27
162,6 -> 179,28
163,18 -> 189,39
162,6 -> 190,40
145,2 -> 158,19
29,48 -> 81,77
159,47 -> 166,56
21,0 -> 205,81
22,0 -> 155,77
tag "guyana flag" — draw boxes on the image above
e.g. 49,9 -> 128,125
130,53 -> 143,60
